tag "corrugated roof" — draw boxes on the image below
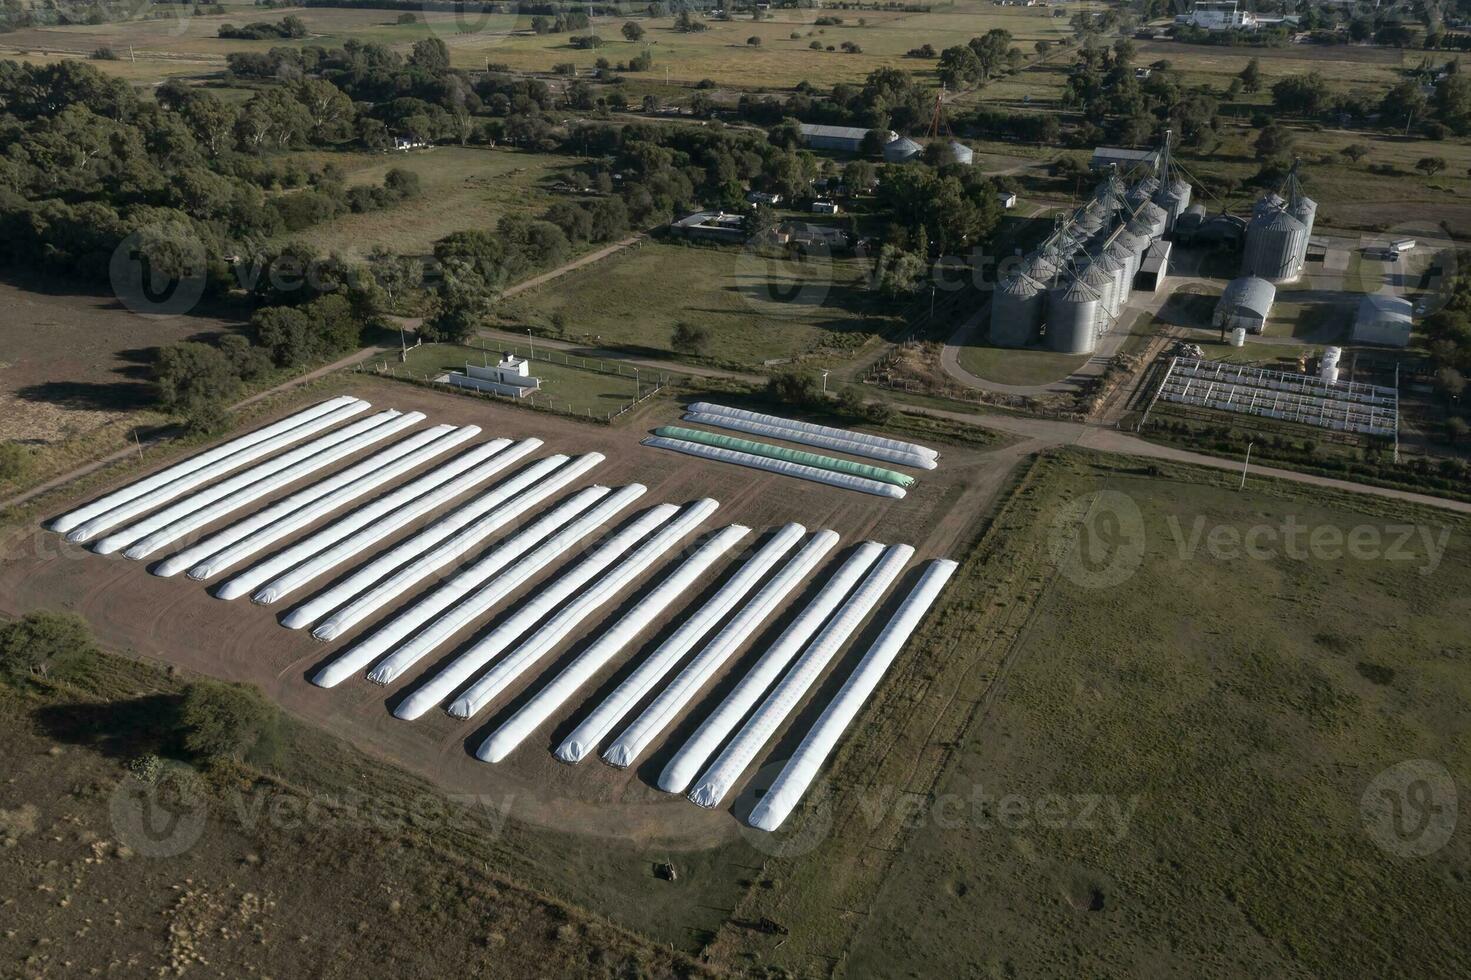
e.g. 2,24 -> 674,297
799,123 -> 875,141
1357,293 -> 1412,325
1219,276 -> 1276,317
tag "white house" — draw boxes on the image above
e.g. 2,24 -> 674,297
443,354 -> 541,398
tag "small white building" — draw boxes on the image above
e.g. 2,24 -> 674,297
811,200 -> 840,215
1176,1 -> 1258,30
444,354 -> 541,398
997,191 -> 1018,209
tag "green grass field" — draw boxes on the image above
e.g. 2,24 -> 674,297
713,449 -> 1471,975
275,146 -> 583,257
397,340 -> 671,418
957,342 -> 1090,386
501,239 -> 899,368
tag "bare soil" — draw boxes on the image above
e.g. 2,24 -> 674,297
0,377 -> 1009,850
0,273 -> 243,444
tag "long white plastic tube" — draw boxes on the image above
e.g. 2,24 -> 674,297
475,523 -> 750,763
286,452 -> 603,633
90,410 -> 411,556
458,515 -> 741,729
686,543 -> 913,809
655,540 -> 883,793
64,398 -> 370,542
600,529 -> 844,771
119,412 -> 428,560
391,502 -> 681,721
312,484 -> 630,689
644,436 -> 905,499
50,396 -> 364,534
747,559 -> 958,831
356,485 -> 645,689
158,425 -> 476,579
682,412 -> 937,472
555,523 -> 812,764
216,438 -> 539,602
688,401 -> 938,461
448,499 -> 722,721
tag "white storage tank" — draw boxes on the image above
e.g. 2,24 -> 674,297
1230,327 -> 1247,347
1047,277 -> 1101,354
990,273 -> 1045,347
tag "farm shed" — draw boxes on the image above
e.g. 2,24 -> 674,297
1213,276 -> 1276,334
1352,294 -> 1413,347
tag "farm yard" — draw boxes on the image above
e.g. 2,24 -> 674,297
0,377 -> 1003,948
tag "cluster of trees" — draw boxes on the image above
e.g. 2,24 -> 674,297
1063,39 -> 1220,148
935,29 -> 1022,88
218,15 -> 307,40
736,67 -> 936,134
531,10 -> 591,33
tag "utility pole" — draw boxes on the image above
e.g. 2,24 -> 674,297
527,328 -> 533,358
1239,441 -> 1253,490
821,369 -> 830,394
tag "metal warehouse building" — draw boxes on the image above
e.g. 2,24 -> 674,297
1352,293 -> 1413,347
799,123 -> 896,153
1213,276 -> 1276,334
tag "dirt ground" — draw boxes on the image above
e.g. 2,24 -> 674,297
0,377 -> 1007,850
0,273 -> 241,444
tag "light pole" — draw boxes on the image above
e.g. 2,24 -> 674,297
1239,441 -> 1253,490
821,369 -> 830,394
527,328 -> 533,359
633,367 -> 641,401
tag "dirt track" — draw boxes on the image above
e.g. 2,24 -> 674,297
0,378 -> 1008,849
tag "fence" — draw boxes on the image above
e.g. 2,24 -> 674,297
359,340 -> 673,424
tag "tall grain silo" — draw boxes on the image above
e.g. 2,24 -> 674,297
1024,249 -> 1059,287
947,140 -> 974,165
1095,250 -> 1127,319
1252,192 -> 1285,218
1114,230 -> 1150,300
1288,190 -> 1317,270
1078,262 -> 1117,335
1153,177 -> 1193,231
1136,200 -> 1169,239
990,273 -> 1045,347
1125,175 -> 1160,208
1242,207 -> 1306,283
1047,277 -> 1101,354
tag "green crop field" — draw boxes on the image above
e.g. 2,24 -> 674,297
710,449 -> 1471,975
501,239 -> 900,368
275,146 -> 584,258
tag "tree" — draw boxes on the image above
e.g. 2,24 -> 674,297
768,369 -> 823,407
180,680 -> 279,762
408,37 -> 451,72
0,611 -> 96,683
1436,366 -> 1466,402
1340,143 -> 1370,164
671,321 -> 710,354
251,306 -> 313,367
622,21 -> 645,41
154,342 -> 240,420
747,36 -> 762,46
1254,123 -> 1295,161
1239,57 -> 1261,93
745,203 -> 778,244
937,45 -> 984,88
1417,155 -> 1448,176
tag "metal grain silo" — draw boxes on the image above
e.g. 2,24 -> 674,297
947,140 -> 974,165
1095,249 -> 1127,319
1114,230 -> 1150,300
883,137 -> 922,163
1125,175 -> 1160,208
1047,277 -> 1100,354
1153,178 -> 1192,231
1024,249 -> 1059,286
1078,262 -> 1117,336
1252,192 -> 1285,218
1242,207 -> 1306,283
1136,200 -> 1169,239
1288,191 -> 1317,269
990,273 -> 1044,347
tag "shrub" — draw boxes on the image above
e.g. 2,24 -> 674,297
0,611 -> 98,684
179,680 -> 280,763
0,442 -> 32,485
